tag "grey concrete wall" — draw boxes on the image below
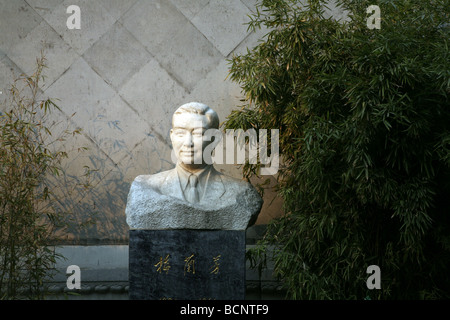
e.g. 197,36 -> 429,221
45,243 -> 283,300
0,0 -> 282,244
0,0 -> 345,245
0,0 -> 347,299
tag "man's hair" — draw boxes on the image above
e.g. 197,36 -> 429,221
173,102 -> 219,129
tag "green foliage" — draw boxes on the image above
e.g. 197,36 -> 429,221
0,55 -> 95,299
226,0 -> 450,299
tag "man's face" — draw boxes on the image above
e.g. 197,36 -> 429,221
170,113 -> 211,166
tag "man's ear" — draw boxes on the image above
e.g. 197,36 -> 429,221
169,129 -> 178,164
202,128 -> 223,165
208,128 -> 222,149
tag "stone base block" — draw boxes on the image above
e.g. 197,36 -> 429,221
129,230 -> 245,300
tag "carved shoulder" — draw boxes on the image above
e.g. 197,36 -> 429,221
132,170 -> 172,189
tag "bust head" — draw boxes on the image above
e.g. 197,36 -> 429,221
170,102 -> 219,172
126,102 -> 263,230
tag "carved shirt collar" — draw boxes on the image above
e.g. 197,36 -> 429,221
176,164 -> 212,195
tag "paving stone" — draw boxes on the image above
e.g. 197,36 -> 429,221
231,23 -> 271,57
7,20 -> 79,90
118,134 -> 173,181
44,56 -> 116,129
191,0 -> 253,56
42,57 -> 148,167
0,55 -> 23,103
186,59 -> 243,125
84,93 -> 151,165
120,0 -> 189,56
43,128 -> 107,211
97,0 -> 139,21
240,0 -> 259,13
323,0 -> 350,22
25,0 -> 65,17
119,59 -> 187,139
79,166 -> 130,243
169,0 -> 209,20
41,0 -> 116,55
0,0 -> 42,55
83,21 -> 152,91
155,20 -> 223,92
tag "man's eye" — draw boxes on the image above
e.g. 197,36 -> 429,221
192,131 -> 203,137
174,130 -> 186,136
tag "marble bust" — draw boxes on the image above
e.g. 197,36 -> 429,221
125,102 -> 263,230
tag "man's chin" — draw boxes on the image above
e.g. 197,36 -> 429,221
179,158 -> 206,166
180,157 -> 195,165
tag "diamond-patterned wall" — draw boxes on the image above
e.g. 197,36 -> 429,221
1,0 -> 344,243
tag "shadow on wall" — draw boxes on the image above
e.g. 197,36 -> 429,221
49,130 -> 174,245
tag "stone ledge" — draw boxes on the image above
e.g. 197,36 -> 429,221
43,280 -> 285,300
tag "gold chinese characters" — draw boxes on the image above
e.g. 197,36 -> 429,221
153,254 -> 222,276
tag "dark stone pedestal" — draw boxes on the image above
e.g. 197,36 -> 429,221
129,230 -> 246,300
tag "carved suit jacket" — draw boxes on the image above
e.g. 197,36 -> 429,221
126,165 -> 263,230
142,165 -> 239,205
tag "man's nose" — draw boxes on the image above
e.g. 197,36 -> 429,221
183,133 -> 194,146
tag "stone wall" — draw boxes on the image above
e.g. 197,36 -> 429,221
45,241 -> 285,300
0,0 -> 288,244
0,0 -> 347,298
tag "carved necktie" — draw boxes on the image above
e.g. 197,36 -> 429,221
185,174 -> 199,203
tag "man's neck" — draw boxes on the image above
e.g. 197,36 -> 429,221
177,162 -> 209,175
